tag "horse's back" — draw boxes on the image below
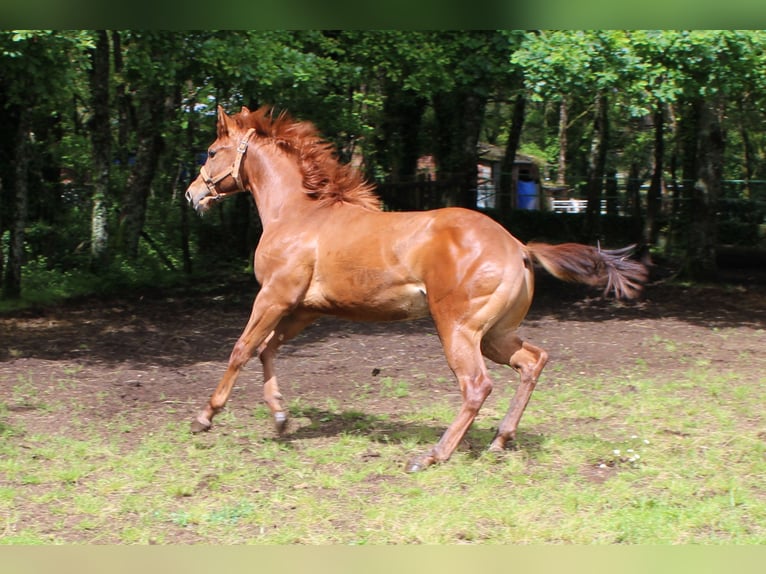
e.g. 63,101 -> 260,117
314,206 -> 524,279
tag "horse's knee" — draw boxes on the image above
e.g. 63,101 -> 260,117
229,339 -> 253,367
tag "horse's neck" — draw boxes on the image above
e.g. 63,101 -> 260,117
246,147 -> 306,225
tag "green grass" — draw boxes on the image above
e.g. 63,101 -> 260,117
379,377 -> 411,398
1,361 -> 765,544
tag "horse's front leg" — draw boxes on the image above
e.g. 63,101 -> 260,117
259,311 -> 317,434
191,288 -> 295,433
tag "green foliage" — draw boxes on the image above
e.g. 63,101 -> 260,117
2,30 -> 766,304
0,255 -> 164,312
0,30 -> 91,105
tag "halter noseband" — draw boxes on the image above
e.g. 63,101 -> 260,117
199,128 -> 256,200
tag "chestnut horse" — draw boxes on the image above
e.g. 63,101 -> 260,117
185,105 -> 647,472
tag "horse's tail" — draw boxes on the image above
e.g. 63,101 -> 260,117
524,242 -> 648,300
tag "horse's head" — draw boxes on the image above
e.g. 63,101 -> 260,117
185,106 -> 256,213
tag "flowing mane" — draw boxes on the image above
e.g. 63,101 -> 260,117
232,106 -> 381,211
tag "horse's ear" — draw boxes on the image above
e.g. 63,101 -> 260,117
240,106 -> 251,116
216,105 -> 229,138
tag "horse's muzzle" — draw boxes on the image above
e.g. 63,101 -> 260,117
185,180 -> 213,213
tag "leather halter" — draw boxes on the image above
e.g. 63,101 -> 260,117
199,128 -> 256,200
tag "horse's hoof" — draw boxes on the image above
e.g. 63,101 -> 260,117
404,454 -> 433,473
488,434 -> 516,453
274,411 -> 288,435
190,418 -> 211,434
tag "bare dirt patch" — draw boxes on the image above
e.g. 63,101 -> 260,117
1,268 -> 764,443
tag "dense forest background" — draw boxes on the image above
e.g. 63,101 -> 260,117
1,30 -> 765,305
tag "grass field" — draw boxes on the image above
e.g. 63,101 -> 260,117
1,355 -> 764,544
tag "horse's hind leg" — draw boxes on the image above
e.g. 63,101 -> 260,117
481,331 -> 548,452
406,327 -> 494,473
260,311 -> 317,434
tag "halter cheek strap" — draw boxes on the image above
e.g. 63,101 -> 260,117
200,128 -> 256,199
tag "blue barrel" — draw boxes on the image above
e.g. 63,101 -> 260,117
517,180 -> 538,210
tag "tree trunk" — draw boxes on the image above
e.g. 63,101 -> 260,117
673,99 -> 700,258
0,173 -> 5,286
112,31 -> 130,169
378,85 -> 427,183
498,93 -> 526,212
3,110 -> 30,298
0,88 -> 20,292
89,30 -> 111,270
665,103 -> 682,256
432,90 -> 487,208
683,98 -> 724,281
626,161 -> 644,243
179,98 -> 196,275
605,167 -> 618,216
738,99 -> 754,199
585,92 -> 608,240
556,97 -> 568,186
0,178 -> 4,284
120,92 -> 166,258
645,103 -> 664,247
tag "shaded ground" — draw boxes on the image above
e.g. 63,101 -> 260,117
2,265 -> 764,445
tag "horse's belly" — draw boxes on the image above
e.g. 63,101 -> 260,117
303,280 -> 430,321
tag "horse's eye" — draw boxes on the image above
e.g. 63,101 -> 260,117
208,149 -> 217,159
